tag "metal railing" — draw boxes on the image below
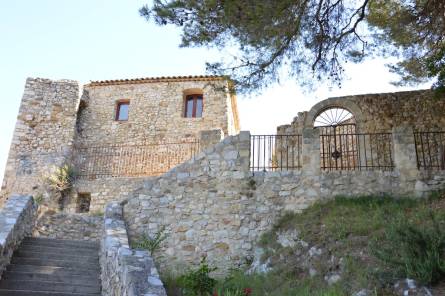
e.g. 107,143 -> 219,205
320,132 -> 394,170
250,135 -> 302,172
414,131 -> 445,170
74,140 -> 200,179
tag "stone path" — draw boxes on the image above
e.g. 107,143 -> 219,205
0,237 -> 101,295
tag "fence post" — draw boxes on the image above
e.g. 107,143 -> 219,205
199,129 -> 224,151
302,127 -> 321,175
392,124 -> 418,180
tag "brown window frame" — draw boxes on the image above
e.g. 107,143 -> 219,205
184,94 -> 203,118
115,101 -> 130,121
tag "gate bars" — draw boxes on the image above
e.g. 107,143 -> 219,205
250,135 -> 302,172
250,132 -> 395,172
319,132 -> 394,171
414,131 -> 445,170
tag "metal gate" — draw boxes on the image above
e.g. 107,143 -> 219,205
319,124 -> 359,170
318,125 -> 393,171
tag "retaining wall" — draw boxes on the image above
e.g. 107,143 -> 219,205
0,195 -> 37,278
123,132 -> 445,273
101,202 -> 167,296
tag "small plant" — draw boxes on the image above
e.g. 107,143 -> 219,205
45,164 -> 76,210
132,225 -> 167,256
247,178 -> 256,190
46,164 -> 76,193
213,287 -> 252,296
371,213 -> 445,285
178,257 -> 217,296
33,193 -> 44,205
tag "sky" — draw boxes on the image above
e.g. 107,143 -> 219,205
0,0 -> 430,184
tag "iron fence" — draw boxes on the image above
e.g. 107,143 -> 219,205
74,140 -> 200,179
414,131 -> 445,170
320,132 -> 394,170
250,135 -> 302,172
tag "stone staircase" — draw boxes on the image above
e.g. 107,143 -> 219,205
0,237 -> 101,295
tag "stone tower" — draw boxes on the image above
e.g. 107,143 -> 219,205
1,78 -> 80,197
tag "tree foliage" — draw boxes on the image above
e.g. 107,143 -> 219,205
368,0 -> 445,92
141,0 -> 445,93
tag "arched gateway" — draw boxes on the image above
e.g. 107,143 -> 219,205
313,107 -> 359,170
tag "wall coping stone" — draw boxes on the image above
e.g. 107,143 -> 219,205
101,201 -> 167,296
0,194 -> 37,278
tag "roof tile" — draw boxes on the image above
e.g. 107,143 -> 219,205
87,75 -> 225,86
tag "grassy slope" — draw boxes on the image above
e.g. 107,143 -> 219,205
163,193 -> 445,296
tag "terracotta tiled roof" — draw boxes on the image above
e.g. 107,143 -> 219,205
86,75 -> 226,86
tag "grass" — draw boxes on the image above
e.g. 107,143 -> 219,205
164,268 -> 348,296
163,192 -> 445,296
258,193 -> 445,293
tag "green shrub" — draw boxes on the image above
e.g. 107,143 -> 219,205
132,225 -> 167,256
177,257 -> 217,296
371,213 -> 445,285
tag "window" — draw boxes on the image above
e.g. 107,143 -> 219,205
115,101 -> 129,121
76,193 -> 91,213
184,95 -> 203,118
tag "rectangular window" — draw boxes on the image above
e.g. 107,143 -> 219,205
116,101 -> 129,121
184,95 -> 203,118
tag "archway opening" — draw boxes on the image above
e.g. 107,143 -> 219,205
314,107 -> 358,170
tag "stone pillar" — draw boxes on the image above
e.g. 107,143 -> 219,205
393,125 -> 418,177
302,127 -> 321,175
237,131 -> 251,172
392,125 -> 419,195
199,129 -> 224,150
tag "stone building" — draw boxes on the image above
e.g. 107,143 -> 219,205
1,76 -> 240,211
1,78 -> 445,292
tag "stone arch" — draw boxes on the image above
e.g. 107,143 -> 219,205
304,97 -> 363,131
183,88 -> 203,96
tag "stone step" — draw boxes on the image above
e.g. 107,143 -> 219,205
18,244 -> 99,256
14,249 -> 99,261
11,257 -> 100,270
23,237 -> 99,249
0,280 -> 101,294
2,271 -> 100,287
0,237 -> 101,295
0,290 -> 100,296
7,264 -> 100,277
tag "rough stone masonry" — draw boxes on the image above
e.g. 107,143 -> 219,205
1,76 -> 445,275
1,76 -> 240,211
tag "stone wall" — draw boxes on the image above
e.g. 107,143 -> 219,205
0,194 -> 37,278
33,211 -> 102,241
1,78 -> 80,198
1,76 -> 239,213
123,132 -> 445,273
278,89 -> 445,134
101,202 -> 167,296
65,129 -> 224,213
78,78 -> 239,146
66,177 -> 148,213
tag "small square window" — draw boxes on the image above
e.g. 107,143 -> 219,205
76,193 -> 91,213
116,101 -> 129,121
184,95 -> 203,118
